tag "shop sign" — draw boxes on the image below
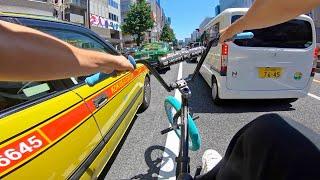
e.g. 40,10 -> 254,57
90,14 -> 121,31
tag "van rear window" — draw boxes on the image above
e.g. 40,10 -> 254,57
232,15 -> 313,49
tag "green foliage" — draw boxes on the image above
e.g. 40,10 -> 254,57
121,0 -> 154,46
160,23 -> 175,43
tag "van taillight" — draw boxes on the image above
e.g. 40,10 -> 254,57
220,44 -> 228,76
221,44 -> 229,55
311,47 -> 319,77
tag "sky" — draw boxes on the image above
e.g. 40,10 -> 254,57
161,0 -> 219,41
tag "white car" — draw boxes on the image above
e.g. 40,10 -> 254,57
180,48 -> 191,60
200,8 -> 317,104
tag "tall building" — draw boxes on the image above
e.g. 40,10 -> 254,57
219,0 -> 253,12
166,17 -> 171,25
185,37 -> 191,45
215,5 -> 221,16
89,0 -> 122,49
146,0 -> 163,43
0,0 -> 54,17
191,30 -> 200,42
120,0 -> 137,47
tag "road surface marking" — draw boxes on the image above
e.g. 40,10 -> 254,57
313,79 -> 320,84
308,93 -> 320,100
159,63 -> 182,179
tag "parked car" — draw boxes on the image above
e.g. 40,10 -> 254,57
134,42 -> 172,69
200,8 -> 316,104
0,12 -> 151,179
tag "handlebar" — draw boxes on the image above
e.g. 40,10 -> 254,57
85,32 -> 254,88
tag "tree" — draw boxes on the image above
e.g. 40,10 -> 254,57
160,23 -> 175,43
121,0 -> 154,46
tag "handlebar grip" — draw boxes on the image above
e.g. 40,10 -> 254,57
128,55 -> 137,69
85,72 -> 115,86
233,32 -> 254,40
85,55 -> 137,87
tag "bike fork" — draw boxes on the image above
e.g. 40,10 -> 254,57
176,84 -> 192,179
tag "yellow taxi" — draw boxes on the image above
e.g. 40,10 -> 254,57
0,13 -> 151,179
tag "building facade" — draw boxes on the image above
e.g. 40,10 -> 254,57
191,30 -> 200,42
120,0 -> 137,47
0,0 -> 54,17
185,37 -> 191,45
90,0 -> 122,49
65,0 -> 88,26
146,0 -> 163,43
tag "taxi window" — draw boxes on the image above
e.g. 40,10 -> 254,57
34,28 -> 110,86
0,81 -> 63,113
40,28 -> 107,52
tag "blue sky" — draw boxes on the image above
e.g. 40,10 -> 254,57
161,0 -> 219,41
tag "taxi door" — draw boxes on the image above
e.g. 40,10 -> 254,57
32,24 -> 147,178
0,80 -> 102,179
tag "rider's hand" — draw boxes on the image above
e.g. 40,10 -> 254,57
219,17 -> 246,44
219,27 -> 237,44
101,55 -> 134,73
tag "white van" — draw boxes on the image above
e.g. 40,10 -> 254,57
200,8 -> 317,104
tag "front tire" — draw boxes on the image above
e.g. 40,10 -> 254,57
138,76 -> 151,112
212,80 -> 223,105
164,96 -> 201,151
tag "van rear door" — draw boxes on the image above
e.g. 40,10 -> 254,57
227,16 -> 315,91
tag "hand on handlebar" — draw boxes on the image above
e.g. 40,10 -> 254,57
108,55 -> 135,72
85,55 -> 136,86
218,28 -> 237,44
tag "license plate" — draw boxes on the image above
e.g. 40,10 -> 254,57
258,67 -> 283,79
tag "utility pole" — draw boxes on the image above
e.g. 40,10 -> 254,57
87,0 -> 91,29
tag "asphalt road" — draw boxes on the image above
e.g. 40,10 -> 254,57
104,61 -> 320,180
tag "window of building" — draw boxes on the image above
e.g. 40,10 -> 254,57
109,13 -> 119,22
108,0 -> 119,9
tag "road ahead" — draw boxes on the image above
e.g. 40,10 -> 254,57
104,61 -> 320,179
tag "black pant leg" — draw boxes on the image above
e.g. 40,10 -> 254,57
196,113 -> 320,180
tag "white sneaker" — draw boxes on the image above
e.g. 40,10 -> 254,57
202,149 -> 222,173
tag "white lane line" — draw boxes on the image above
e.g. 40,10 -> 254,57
308,93 -> 320,100
159,63 -> 182,179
